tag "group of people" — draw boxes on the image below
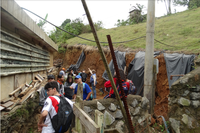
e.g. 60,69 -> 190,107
104,69 -> 136,99
38,68 -> 97,133
38,67 -> 135,133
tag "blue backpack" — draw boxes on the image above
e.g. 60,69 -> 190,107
128,82 -> 136,95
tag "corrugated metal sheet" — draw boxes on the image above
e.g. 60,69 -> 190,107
0,30 -> 50,76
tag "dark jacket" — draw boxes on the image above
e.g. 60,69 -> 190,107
64,81 -> 73,97
81,73 -> 87,82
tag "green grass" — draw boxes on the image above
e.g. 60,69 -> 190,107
66,7 -> 200,53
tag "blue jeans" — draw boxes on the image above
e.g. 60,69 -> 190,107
91,83 -> 96,99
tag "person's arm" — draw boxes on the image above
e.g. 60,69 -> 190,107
85,84 -> 92,101
93,75 -> 96,86
73,85 -> 78,99
38,98 -> 51,131
88,68 -> 93,74
85,92 -> 92,101
38,110 -> 48,131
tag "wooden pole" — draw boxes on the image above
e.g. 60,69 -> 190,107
81,0 -> 129,129
144,0 -> 156,114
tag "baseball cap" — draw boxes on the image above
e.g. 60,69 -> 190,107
48,74 -> 55,79
75,75 -> 82,79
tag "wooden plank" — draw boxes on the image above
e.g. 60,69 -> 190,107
1,101 -> 14,108
95,110 -> 104,133
37,74 -> 44,80
19,83 -> 41,104
6,100 -> 20,111
0,97 -> 12,104
9,83 -> 25,96
18,85 -> 33,97
0,106 -> 5,111
73,104 -> 100,133
35,75 -> 43,82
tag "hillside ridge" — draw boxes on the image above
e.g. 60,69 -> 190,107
66,8 -> 200,54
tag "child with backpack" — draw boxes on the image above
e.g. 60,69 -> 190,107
104,69 -> 130,99
38,81 -> 74,133
73,75 -> 93,101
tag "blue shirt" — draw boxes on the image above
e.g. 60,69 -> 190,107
74,83 -> 91,100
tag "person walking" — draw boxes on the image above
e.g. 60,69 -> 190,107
37,81 -> 74,133
57,74 -> 65,95
73,75 -> 92,101
80,70 -> 87,82
89,68 -> 97,99
39,74 -> 55,106
64,76 -> 74,99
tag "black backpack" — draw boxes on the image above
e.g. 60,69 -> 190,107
49,95 -> 74,133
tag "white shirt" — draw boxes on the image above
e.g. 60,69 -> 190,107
41,96 -> 74,133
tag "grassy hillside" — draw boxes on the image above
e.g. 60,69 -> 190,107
67,8 -> 200,53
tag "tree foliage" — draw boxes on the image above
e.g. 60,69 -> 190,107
174,0 -> 200,9
115,3 -> 146,27
37,14 -> 48,29
49,18 -> 103,43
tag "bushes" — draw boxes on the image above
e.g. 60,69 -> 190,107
49,18 -> 103,44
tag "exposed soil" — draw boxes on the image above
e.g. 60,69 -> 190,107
54,45 -> 169,118
155,54 -> 169,119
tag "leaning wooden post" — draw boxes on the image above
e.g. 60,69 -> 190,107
75,83 -> 84,133
95,110 -> 104,133
81,0 -> 129,131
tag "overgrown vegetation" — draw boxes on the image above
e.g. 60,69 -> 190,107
49,18 -> 103,44
115,3 -> 147,27
66,7 -> 200,53
174,0 -> 200,9
37,13 -> 48,30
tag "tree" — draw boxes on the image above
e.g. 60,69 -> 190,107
158,0 -> 172,15
173,0 -> 200,9
115,3 -> 146,27
37,13 -> 48,29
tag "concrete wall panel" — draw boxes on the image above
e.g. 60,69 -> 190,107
1,76 -> 14,100
15,74 -> 26,88
25,73 -> 32,84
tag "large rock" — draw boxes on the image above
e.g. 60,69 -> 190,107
83,106 -> 93,113
190,92 -> 200,100
104,110 -> 115,128
141,97 -> 149,109
131,107 -> 141,116
181,114 -> 188,125
191,86 -> 200,92
115,110 -> 123,119
138,116 -> 145,126
169,118 -> 180,133
97,101 -> 105,111
181,114 -> 199,128
178,97 -> 191,106
181,90 -> 190,97
115,120 -> 124,132
108,103 -> 117,112
191,100 -> 200,108
131,99 -> 138,108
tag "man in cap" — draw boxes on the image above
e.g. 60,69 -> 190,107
73,75 -> 92,101
39,74 -> 55,106
59,68 -> 66,77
